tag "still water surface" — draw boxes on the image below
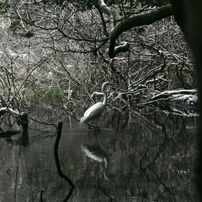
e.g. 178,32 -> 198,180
0,109 -> 197,201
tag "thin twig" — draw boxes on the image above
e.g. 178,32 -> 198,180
139,148 -> 150,181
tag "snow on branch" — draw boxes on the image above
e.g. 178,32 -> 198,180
94,0 -> 130,57
150,89 -> 198,102
98,0 -> 115,32
0,107 -> 22,116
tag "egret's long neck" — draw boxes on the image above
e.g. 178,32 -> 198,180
102,91 -> 107,105
101,82 -> 111,106
102,84 -> 108,106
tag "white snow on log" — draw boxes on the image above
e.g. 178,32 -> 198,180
0,107 -> 22,115
172,94 -> 198,105
151,89 -> 198,103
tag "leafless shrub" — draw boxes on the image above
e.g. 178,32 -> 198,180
0,2 -> 195,111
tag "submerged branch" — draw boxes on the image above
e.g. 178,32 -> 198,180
139,148 -> 150,181
54,122 -> 74,201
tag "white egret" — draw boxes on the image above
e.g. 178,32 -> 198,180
80,82 -> 111,129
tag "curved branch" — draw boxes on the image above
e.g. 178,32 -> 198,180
108,4 -> 173,58
114,41 -> 130,55
110,4 -> 172,40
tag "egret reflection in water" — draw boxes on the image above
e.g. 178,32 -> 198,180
82,145 -> 108,168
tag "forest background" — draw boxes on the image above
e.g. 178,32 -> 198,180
0,0 -> 196,113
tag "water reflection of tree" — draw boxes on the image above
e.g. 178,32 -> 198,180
79,110 -> 197,201
138,112 -> 196,201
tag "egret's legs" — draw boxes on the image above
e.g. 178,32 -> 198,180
87,123 -> 100,133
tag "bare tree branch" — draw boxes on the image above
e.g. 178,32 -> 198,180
108,4 -> 172,57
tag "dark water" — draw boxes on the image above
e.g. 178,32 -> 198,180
0,109 -> 197,202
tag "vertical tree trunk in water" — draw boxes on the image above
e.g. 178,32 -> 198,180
175,1 -> 202,200
171,0 -> 202,200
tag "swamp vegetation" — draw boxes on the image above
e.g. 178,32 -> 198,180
0,0 -> 201,201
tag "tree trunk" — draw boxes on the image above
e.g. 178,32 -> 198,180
172,0 -> 202,200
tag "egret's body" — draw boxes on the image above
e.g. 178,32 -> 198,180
80,82 -> 111,124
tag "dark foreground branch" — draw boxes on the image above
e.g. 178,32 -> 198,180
54,122 -> 74,201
